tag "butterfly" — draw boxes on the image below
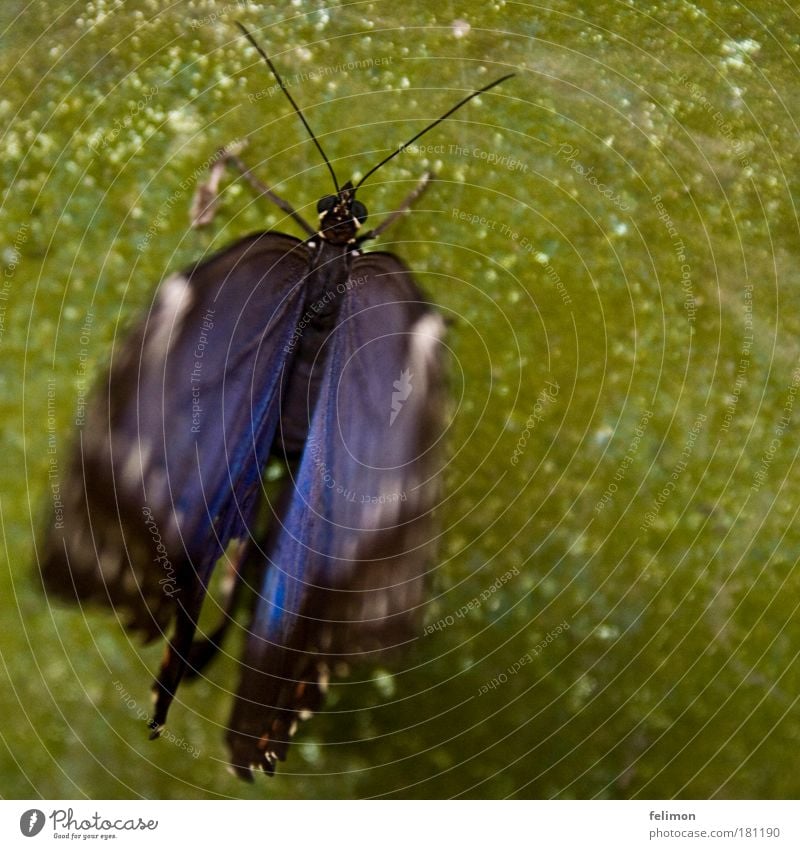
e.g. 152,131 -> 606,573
39,21 -> 513,778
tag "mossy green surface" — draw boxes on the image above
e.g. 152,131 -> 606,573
2,0 -> 799,798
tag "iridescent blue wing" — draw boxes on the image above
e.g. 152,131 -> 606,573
39,232 -> 311,724
226,252 -> 447,777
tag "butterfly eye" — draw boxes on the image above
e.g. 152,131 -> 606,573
352,201 -> 368,225
316,195 -> 337,215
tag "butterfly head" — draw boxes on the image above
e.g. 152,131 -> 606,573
317,182 -> 368,245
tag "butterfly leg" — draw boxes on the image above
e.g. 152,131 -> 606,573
191,141 -> 316,235
357,171 -> 435,243
148,592 -> 206,737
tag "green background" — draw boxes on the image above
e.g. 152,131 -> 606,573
2,0 -> 799,798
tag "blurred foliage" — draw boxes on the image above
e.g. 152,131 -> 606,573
2,0 -> 800,798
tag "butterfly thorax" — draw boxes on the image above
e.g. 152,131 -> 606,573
301,233 -> 361,321
276,236 -> 360,458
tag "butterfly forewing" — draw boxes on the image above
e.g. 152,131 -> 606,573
40,232 -> 311,640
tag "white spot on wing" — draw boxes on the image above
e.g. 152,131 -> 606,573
146,274 -> 193,367
407,313 -> 445,394
121,441 -> 151,488
160,273 -> 193,319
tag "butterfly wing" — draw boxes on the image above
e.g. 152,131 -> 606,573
226,251 -> 447,777
39,231 -> 311,722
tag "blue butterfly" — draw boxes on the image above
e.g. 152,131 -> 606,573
40,22 -> 512,778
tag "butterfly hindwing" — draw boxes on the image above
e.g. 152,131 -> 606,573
226,252 -> 447,777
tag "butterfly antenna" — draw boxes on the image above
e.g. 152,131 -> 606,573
355,72 -> 515,190
236,21 -> 341,193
